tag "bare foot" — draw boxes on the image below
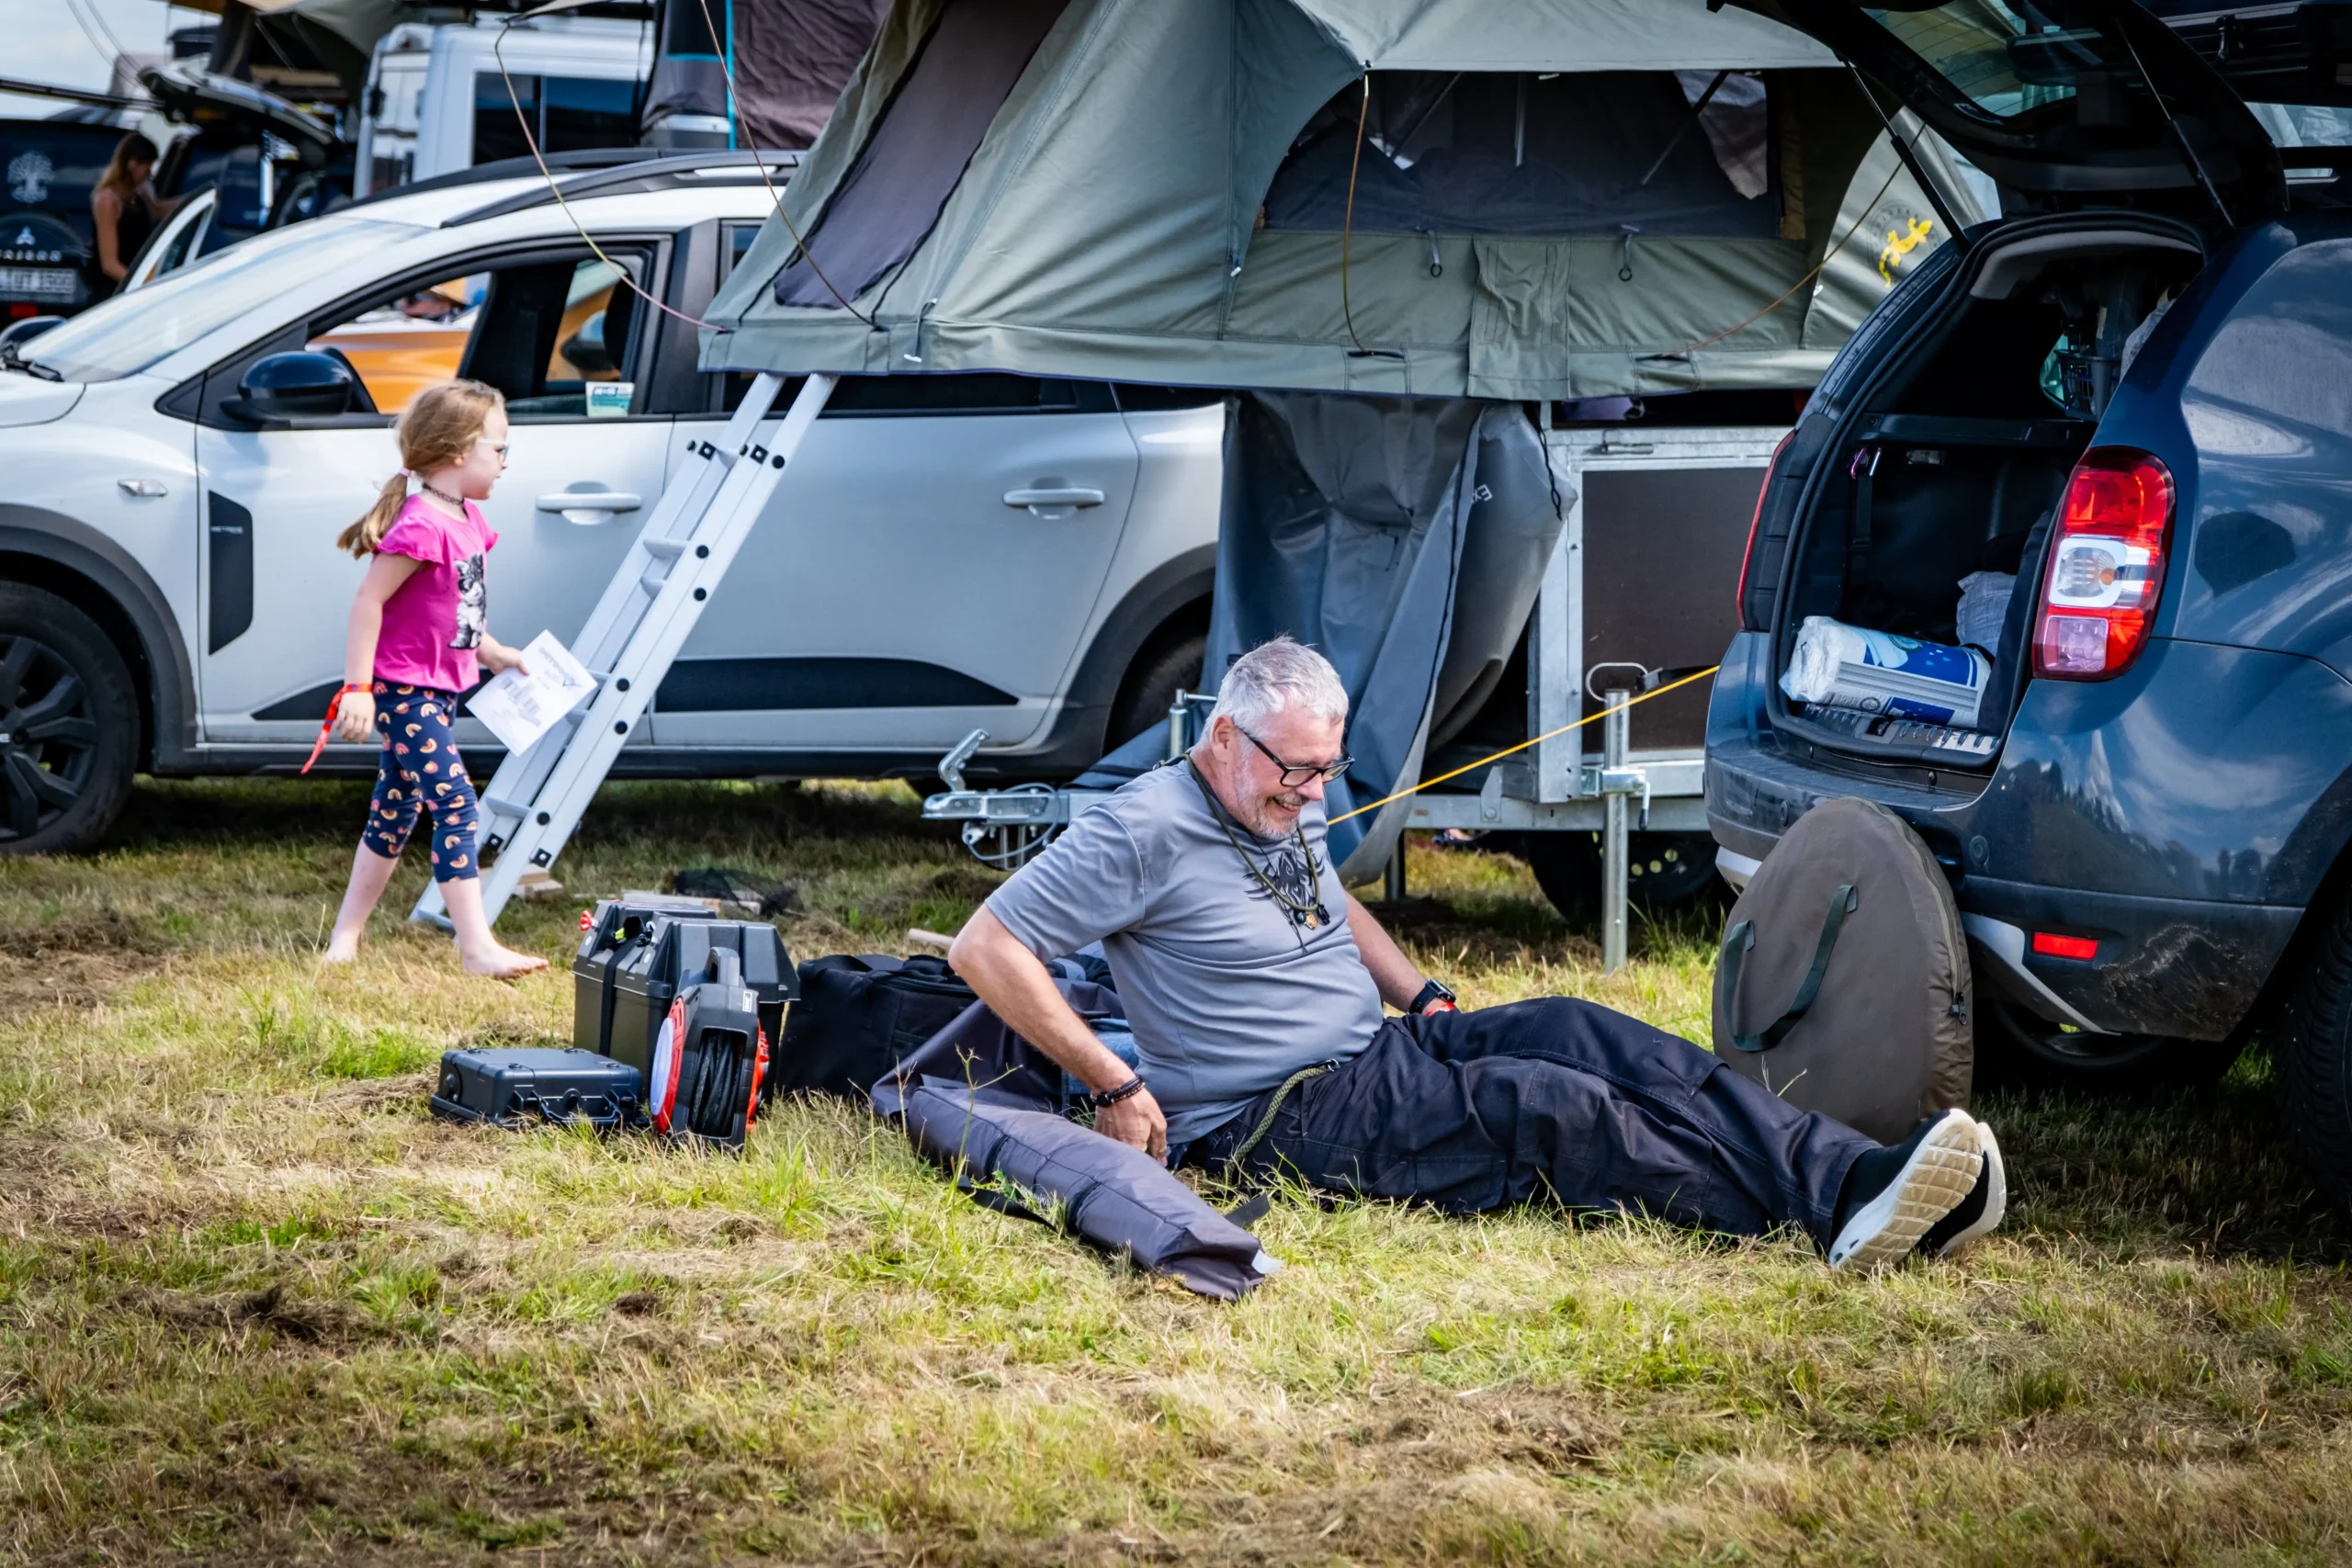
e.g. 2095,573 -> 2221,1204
460,943 -> 548,979
322,934 -> 362,964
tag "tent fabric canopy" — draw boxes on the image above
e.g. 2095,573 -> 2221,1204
700,0 -> 1983,399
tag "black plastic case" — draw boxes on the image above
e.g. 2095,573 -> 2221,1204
573,900 -> 797,1078
431,1046 -> 645,1131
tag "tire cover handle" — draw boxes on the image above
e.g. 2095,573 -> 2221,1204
1718,883 -> 1859,1054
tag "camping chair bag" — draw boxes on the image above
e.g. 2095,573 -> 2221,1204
896,1080 -> 1278,1301
872,980 -> 1277,1301
1711,796 -> 1971,1143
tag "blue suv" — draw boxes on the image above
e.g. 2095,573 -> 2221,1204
1706,3 -> 2352,1198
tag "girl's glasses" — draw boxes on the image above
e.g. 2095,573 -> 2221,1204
477,439 -> 509,460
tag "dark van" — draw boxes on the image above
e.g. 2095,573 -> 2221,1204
0,119 -> 122,319
1705,3 -> 2352,1199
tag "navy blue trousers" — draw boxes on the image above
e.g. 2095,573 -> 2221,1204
361,682 -> 481,882
1189,998 -> 1875,1251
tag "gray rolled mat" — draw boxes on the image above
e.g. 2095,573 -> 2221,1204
896,1079 -> 1279,1302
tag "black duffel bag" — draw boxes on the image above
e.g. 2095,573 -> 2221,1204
769,953 -> 981,1102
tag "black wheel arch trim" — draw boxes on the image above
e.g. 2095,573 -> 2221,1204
0,508 -> 195,772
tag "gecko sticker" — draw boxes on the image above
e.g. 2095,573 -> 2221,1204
1878,209 -> 1936,285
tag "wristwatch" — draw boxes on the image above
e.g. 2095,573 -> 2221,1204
1409,978 -> 1457,1016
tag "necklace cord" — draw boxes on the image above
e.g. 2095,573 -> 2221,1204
1188,761 -> 1329,924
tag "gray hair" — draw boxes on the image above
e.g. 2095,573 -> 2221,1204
1207,637 -> 1349,731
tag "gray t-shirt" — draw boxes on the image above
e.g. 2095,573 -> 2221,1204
983,761 -> 1385,1145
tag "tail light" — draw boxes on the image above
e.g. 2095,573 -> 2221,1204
2031,447 -> 2175,682
1736,429 -> 1798,627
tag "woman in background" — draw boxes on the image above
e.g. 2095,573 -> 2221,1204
89,132 -> 174,295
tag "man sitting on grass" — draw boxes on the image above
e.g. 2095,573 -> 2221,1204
950,637 -> 2006,1271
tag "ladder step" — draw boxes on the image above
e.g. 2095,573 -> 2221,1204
481,794 -> 532,820
642,536 -> 688,560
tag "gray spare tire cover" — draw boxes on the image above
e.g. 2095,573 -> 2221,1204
1711,797 -> 1971,1143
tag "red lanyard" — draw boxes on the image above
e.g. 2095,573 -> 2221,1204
301,684 -> 376,774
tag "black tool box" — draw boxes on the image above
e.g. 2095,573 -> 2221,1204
573,899 -> 797,1079
431,1046 -> 646,1131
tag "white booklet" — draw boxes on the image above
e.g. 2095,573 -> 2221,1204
465,630 -> 597,755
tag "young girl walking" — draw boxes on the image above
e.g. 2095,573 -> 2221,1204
321,378 -> 547,977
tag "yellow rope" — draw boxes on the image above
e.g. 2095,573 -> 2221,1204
1328,664 -> 1720,825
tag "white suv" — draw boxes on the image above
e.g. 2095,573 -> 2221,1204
0,155 -> 1221,853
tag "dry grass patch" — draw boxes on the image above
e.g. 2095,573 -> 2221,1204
0,779 -> 2346,1563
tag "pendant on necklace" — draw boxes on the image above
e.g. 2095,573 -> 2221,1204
1301,906 -> 1324,931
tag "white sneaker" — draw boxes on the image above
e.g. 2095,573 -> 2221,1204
1918,1119 -> 2007,1258
1828,1109 -> 1984,1272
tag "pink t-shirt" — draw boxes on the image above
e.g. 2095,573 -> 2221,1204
373,495 -> 499,693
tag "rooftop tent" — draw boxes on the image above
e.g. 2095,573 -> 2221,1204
697,0 -> 1987,398
689,0 -> 1993,883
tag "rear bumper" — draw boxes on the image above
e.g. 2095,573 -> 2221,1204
1949,881 -> 2299,1041
1705,632 -> 2346,1041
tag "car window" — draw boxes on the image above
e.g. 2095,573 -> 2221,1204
309,271 -> 488,414
302,251 -> 647,420
2251,103 -> 2352,148
722,221 -> 761,279
21,218 -> 418,383
474,73 -> 642,166
1857,3 -> 2122,124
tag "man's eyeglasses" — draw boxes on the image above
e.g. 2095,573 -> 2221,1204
1235,722 -> 1352,787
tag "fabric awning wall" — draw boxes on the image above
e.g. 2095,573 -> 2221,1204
700,0 -> 1980,398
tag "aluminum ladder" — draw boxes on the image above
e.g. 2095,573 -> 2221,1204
408,372 -> 834,930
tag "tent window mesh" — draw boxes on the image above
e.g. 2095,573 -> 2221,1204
1261,71 -> 1779,240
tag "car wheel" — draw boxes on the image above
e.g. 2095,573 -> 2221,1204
1519,829 -> 1724,926
1974,995 -> 2232,1092
2277,892 -> 2352,1211
0,584 -> 138,856
1109,627 -> 1207,752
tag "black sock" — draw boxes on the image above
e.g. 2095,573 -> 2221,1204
1834,1117 -> 1939,1234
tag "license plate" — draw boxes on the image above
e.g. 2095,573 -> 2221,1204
0,267 -> 76,299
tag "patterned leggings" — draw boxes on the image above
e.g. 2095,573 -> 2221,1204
362,682 -> 481,882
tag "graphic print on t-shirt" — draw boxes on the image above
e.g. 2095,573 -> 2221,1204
1244,840 -> 1324,928
450,554 -> 486,649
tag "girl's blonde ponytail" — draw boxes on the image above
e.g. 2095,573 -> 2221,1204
337,470 -> 411,557
336,378 -> 506,558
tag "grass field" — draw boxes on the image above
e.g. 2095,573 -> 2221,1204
4,777 -> 2351,1565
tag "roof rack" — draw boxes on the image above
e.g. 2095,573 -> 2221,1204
343,147 -> 666,215
442,149 -> 805,229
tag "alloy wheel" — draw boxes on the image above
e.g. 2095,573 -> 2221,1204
0,632 -> 98,843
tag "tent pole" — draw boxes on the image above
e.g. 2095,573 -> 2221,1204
1601,686 -> 1633,973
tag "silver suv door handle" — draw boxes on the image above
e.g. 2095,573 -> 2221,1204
1003,485 -> 1106,513
536,491 -> 642,525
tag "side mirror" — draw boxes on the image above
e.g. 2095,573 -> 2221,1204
231,351 -> 356,422
0,316 -> 64,354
